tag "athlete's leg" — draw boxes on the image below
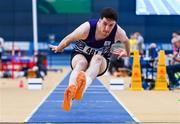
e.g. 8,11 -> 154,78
62,54 -> 88,111
85,55 -> 107,88
75,55 -> 107,100
69,54 -> 88,86
86,54 -> 107,79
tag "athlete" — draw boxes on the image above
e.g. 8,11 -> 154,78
49,7 -> 130,111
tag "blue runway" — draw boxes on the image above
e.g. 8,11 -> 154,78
27,73 -> 136,123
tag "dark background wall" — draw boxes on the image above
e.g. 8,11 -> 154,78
0,0 -> 179,43
0,0 -> 33,41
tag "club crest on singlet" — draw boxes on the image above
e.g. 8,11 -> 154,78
104,41 -> 111,46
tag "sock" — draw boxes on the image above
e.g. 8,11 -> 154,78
68,70 -> 79,86
84,74 -> 93,92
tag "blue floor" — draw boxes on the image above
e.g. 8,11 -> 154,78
27,73 -> 136,123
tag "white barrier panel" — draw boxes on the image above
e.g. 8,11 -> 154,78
4,41 -> 48,51
4,41 -> 29,50
28,78 -> 42,90
110,78 -> 124,90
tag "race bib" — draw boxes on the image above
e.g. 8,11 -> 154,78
75,41 -> 104,56
75,40 -> 111,57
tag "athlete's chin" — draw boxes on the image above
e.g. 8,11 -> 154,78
103,32 -> 110,37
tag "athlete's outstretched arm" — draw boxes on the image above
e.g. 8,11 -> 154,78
115,25 -> 130,56
49,22 -> 90,53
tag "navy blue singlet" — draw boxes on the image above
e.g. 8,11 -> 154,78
74,19 -> 117,58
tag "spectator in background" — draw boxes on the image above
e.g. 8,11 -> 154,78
36,52 -> 47,76
134,32 -> 144,55
171,31 -> 180,55
129,33 -> 138,55
167,33 -> 180,90
0,37 -> 4,60
48,33 -> 56,44
148,43 -> 158,59
0,37 -> 4,71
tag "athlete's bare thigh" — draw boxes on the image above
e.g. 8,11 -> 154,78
90,55 -> 108,75
71,54 -> 88,70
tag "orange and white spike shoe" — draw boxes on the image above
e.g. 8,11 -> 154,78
74,71 -> 86,100
62,84 -> 76,111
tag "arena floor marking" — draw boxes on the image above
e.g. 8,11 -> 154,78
26,73 -> 137,123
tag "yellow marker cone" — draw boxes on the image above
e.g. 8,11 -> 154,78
154,50 -> 168,90
130,50 -> 143,90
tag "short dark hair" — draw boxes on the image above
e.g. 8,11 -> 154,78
100,7 -> 118,21
175,31 -> 180,35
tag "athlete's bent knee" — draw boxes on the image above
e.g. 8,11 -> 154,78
92,55 -> 104,63
77,60 -> 88,68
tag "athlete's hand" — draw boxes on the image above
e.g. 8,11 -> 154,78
111,48 -> 127,58
49,44 -> 64,53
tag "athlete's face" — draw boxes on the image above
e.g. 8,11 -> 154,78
99,17 -> 116,37
175,41 -> 180,48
